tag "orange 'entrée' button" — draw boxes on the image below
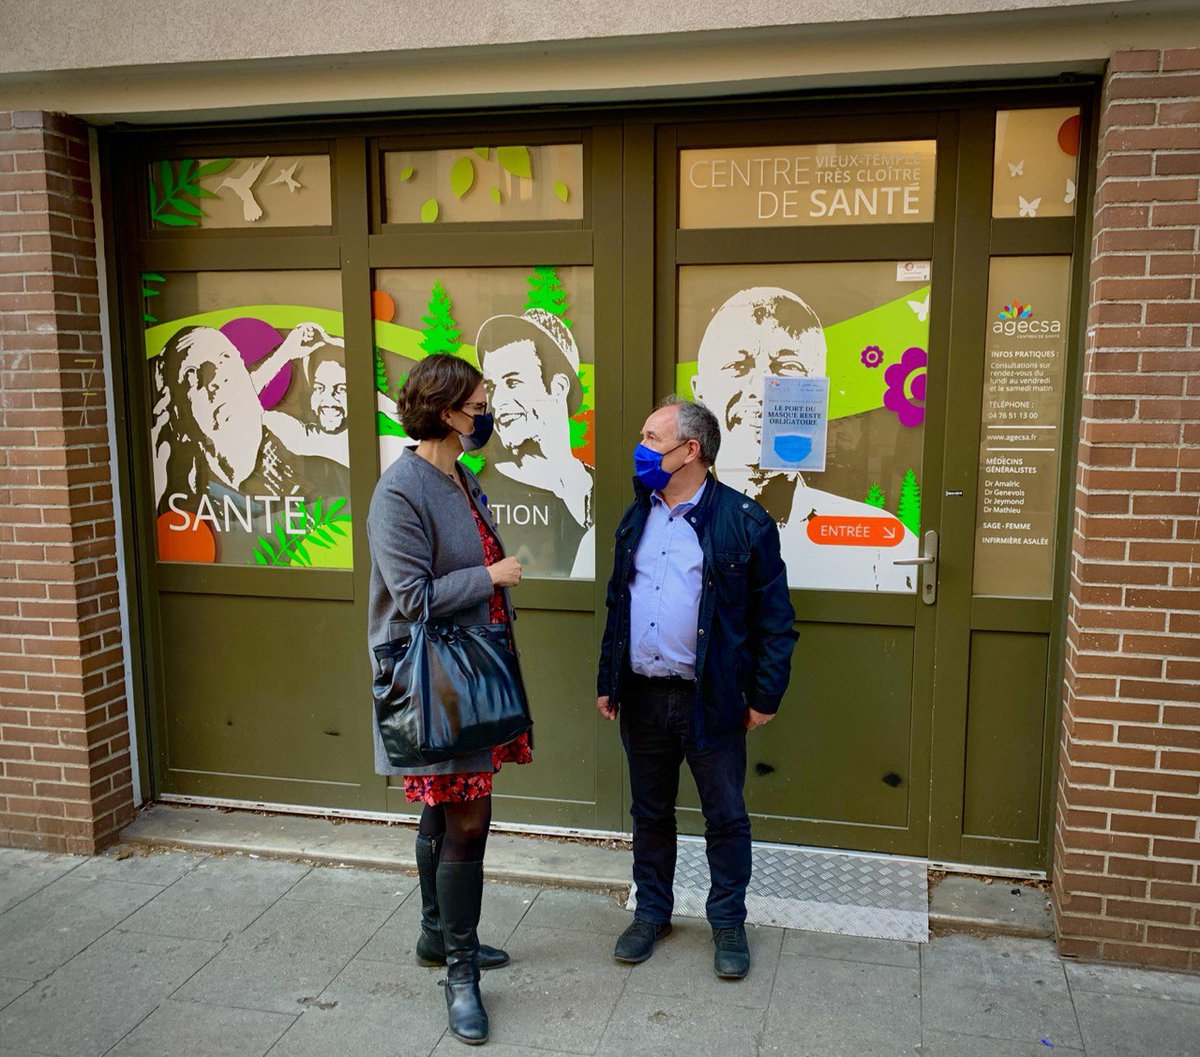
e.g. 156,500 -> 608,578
806,516 -> 905,547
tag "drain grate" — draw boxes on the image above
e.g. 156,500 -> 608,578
627,838 -> 929,942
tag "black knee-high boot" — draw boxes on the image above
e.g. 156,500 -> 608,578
415,834 -> 509,970
436,859 -> 489,1045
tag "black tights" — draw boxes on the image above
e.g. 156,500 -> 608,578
419,797 -> 492,862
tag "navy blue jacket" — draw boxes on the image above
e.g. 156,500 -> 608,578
597,474 -> 799,743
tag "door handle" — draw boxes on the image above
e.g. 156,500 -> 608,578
893,529 -> 938,605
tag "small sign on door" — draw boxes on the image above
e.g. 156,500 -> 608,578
897,260 -> 932,282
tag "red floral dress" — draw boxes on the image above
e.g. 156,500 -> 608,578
402,505 -> 533,806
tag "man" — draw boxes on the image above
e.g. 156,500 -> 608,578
151,325 -> 347,538
476,308 -> 595,578
250,321 -> 350,467
692,286 -> 918,593
597,396 -> 798,979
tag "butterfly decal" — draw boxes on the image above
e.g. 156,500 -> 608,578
1007,160 -> 1025,178
907,294 -> 930,323
1018,195 -> 1042,218
1064,179 -> 1076,205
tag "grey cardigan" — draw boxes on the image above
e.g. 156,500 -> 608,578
367,447 -> 519,777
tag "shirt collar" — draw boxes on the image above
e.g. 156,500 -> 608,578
650,477 -> 708,515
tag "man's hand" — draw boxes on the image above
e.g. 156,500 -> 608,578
597,695 -> 619,721
744,708 -> 775,731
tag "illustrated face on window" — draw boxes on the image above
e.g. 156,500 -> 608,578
480,338 -> 571,454
167,327 -> 264,488
309,355 -> 348,435
691,287 -> 827,473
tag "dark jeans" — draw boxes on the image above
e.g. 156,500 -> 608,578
619,674 -> 751,929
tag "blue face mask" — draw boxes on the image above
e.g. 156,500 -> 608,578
634,441 -> 685,490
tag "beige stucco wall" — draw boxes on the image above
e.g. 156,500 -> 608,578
0,0 -> 1196,122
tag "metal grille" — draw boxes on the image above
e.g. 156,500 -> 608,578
627,838 -> 929,942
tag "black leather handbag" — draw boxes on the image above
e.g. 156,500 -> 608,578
372,588 -> 533,768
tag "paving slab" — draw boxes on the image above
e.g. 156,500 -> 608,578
920,934 -> 1082,1051
0,977 -> 31,1010
0,874 -> 162,980
171,943 -> 356,1016
0,849 -> 82,914
763,952 -> 921,1057
782,928 -> 921,968
105,999 -> 296,1057
627,918 -> 784,1010
0,929 -> 222,1057
1073,989 -> 1200,1057
282,864 -> 417,909
480,924 -> 632,1054
520,886 -> 633,936
123,803 -> 632,890
119,855 -> 310,943
233,898 -> 393,957
68,848 -> 208,887
597,988 -> 767,1057
930,875 -> 1053,938
1065,958 -> 1200,1004
266,955 -> 451,1057
918,1029 -> 1084,1055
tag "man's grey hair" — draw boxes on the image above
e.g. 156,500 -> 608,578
657,394 -> 721,467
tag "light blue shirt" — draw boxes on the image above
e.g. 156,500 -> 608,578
629,479 -> 707,679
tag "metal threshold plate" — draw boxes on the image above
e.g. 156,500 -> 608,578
627,839 -> 929,943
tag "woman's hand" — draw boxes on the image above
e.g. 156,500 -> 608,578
487,556 -> 523,588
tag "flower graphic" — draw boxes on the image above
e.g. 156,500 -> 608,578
884,346 -> 927,428
860,344 -> 885,369
998,301 -> 1033,321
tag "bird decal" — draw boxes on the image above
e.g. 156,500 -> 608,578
267,161 -> 302,194
218,156 -> 271,222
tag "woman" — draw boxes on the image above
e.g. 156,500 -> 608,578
367,353 -> 530,1046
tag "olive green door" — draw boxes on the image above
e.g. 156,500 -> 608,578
110,121 -> 629,833
640,96 -> 1090,868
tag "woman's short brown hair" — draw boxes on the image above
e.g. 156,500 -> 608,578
395,354 -> 483,440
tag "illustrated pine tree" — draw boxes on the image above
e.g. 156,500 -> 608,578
523,265 -> 573,327
421,279 -> 462,356
897,469 -> 921,535
865,483 -> 886,509
374,348 -> 390,396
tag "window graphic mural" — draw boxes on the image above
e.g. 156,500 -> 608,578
677,263 -> 930,593
383,145 -> 584,224
992,108 -> 1081,219
143,271 -> 351,568
374,266 -> 595,579
148,155 -> 332,229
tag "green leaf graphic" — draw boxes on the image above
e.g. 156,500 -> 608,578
196,158 -> 235,177
450,156 -> 475,200
553,180 -> 569,203
420,198 -> 440,223
490,187 -> 502,204
398,166 -> 414,182
473,147 -> 490,160
497,145 -> 532,180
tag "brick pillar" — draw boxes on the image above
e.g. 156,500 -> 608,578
0,111 -> 135,853
1053,50 -> 1200,971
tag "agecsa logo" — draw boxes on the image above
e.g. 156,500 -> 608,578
993,299 -> 1062,336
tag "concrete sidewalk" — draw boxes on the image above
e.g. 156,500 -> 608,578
1,845 -> 1198,1057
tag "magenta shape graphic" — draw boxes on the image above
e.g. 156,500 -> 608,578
883,346 -> 928,428
220,316 -> 291,409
